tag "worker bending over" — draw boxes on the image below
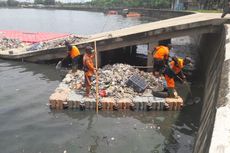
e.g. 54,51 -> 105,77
152,43 -> 171,77
221,0 -> 230,18
164,56 -> 192,98
65,41 -> 80,72
83,46 -> 96,97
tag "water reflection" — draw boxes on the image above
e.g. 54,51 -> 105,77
0,59 -> 62,81
48,109 -> 200,153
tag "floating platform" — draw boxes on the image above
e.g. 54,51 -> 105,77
49,91 -> 183,111
49,69 -> 183,111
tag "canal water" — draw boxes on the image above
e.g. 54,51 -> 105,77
0,8 -> 202,153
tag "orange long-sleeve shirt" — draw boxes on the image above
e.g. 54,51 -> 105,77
83,53 -> 95,77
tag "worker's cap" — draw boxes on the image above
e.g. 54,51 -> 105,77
85,46 -> 94,54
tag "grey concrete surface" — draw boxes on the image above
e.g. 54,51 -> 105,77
209,24 -> 230,153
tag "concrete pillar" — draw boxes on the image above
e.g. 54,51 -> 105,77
147,42 -> 158,71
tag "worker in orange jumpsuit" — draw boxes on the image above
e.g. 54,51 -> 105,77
164,56 -> 192,97
65,41 -> 80,72
83,46 -> 96,97
152,44 -> 171,77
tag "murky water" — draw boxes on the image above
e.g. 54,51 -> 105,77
0,8 -> 153,35
0,9 -> 202,153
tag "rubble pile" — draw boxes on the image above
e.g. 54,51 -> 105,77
26,35 -> 87,51
0,37 -> 26,51
0,34 -> 88,52
61,63 -> 164,99
51,63 -> 184,111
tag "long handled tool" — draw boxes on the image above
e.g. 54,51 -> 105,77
94,41 -> 99,113
176,75 -> 193,97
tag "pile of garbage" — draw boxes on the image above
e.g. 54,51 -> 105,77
62,63 -> 164,99
0,37 -> 26,51
26,35 -> 87,51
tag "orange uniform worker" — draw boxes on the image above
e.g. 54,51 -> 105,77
152,44 -> 170,77
65,41 -> 80,71
164,56 -> 192,97
83,46 -> 96,97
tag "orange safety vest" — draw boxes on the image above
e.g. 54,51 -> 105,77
170,58 -> 184,74
83,53 -> 95,77
165,58 -> 184,88
153,45 -> 169,60
70,46 -> 80,59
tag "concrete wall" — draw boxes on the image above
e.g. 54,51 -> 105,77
192,26 -> 226,153
209,25 -> 230,153
128,8 -> 193,19
34,6 -> 192,19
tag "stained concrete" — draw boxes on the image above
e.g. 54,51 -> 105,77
192,25 -> 226,153
208,25 -> 230,153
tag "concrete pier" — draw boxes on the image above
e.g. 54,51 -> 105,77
0,13 -> 227,63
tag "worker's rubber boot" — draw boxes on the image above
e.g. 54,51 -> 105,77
85,86 -> 90,97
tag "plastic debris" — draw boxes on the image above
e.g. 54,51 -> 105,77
59,63 -> 164,99
26,35 -> 87,51
0,37 -> 25,51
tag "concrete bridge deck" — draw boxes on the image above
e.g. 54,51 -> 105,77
0,13 -> 228,62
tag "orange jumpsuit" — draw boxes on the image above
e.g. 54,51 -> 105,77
83,53 -> 95,96
164,58 -> 184,88
153,45 -> 170,74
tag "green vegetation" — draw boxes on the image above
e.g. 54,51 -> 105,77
190,10 -> 222,13
6,0 -> 19,7
34,0 -> 55,5
90,0 -> 171,9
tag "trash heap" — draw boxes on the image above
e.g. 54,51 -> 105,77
51,63 -> 184,111
0,35 -> 87,52
0,37 -> 26,51
62,63 -> 164,99
26,35 -> 87,51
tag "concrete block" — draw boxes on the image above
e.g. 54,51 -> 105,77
100,97 -> 116,110
49,90 -> 68,109
117,98 -> 132,109
166,96 -> 183,111
83,97 -> 96,109
148,97 -> 165,103
133,96 -> 149,110
67,91 -> 83,109
73,101 -> 80,109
